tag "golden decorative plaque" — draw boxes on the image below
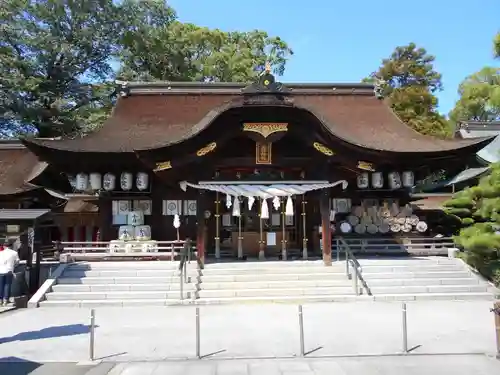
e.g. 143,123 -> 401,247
196,142 -> 217,157
243,123 -> 288,138
154,160 -> 172,172
357,161 -> 375,171
313,142 -> 334,156
256,142 -> 272,164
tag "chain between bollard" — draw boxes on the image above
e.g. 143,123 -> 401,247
298,305 -> 305,357
402,302 -> 408,354
89,309 -> 96,361
196,307 -> 201,359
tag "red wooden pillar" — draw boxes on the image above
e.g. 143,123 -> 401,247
320,190 -> 332,266
196,191 -> 207,264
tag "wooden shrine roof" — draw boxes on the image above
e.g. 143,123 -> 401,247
22,81 -> 492,155
0,141 -> 46,196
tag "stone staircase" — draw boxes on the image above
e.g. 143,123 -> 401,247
358,256 -> 496,301
40,261 -> 198,307
36,256 -> 497,307
194,261 -> 355,304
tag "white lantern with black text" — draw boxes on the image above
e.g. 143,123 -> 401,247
402,171 -> 414,188
371,172 -> 384,188
120,172 -> 133,191
89,173 -> 102,190
76,173 -> 89,191
388,172 -> 402,189
136,172 -> 149,191
356,172 -> 369,189
103,173 -> 116,191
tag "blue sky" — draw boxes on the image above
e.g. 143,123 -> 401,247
168,0 -> 499,116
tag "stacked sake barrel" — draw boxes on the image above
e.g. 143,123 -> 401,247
339,201 -> 428,235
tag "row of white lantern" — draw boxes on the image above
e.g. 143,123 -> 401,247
357,171 -> 414,190
72,172 -> 149,191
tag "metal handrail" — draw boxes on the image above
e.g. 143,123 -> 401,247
338,237 -> 371,296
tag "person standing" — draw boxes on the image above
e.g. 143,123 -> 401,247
0,239 -> 20,306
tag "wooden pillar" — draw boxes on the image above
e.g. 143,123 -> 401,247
214,192 -> 221,259
151,179 -> 163,241
320,190 -> 332,266
196,191 -> 207,264
98,196 -> 112,242
301,194 -> 308,260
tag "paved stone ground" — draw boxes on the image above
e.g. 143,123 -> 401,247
0,301 -> 497,362
1,356 -> 500,375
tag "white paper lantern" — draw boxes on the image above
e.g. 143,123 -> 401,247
103,173 -> 116,191
89,173 -> 102,190
371,172 -> 384,188
120,172 -> 133,191
402,171 -> 415,187
356,172 -> 369,189
136,172 -> 149,191
388,172 -> 402,189
76,173 -> 89,191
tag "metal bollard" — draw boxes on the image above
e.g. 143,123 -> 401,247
180,269 -> 184,301
196,307 -> 201,359
492,302 -> 500,359
402,302 -> 408,354
352,269 -> 359,296
89,309 -> 96,361
298,305 -> 305,357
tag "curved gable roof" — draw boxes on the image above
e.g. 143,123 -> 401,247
22,81 -> 493,155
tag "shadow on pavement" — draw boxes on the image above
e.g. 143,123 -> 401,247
0,357 -> 42,375
0,324 -> 97,344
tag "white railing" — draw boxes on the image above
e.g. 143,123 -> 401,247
51,240 -> 196,261
332,236 -> 455,258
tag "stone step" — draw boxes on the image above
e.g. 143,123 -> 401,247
202,260 -> 327,268
198,279 -> 353,290
197,286 -> 355,298
369,284 -> 489,295
365,277 -> 480,287
199,266 -> 345,275
362,271 -> 472,279
52,283 -> 196,292
200,272 -> 348,283
357,265 -> 465,273
194,295 -> 364,304
45,290 -> 192,300
65,261 -> 189,270
356,258 -> 458,266
57,276 -> 186,285
62,269 -> 199,278
371,292 -> 494,301
39,299 -> 189,308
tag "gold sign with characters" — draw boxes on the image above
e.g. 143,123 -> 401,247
313,142 -> 334,156
243,123 -> 288,138
357,161 -> 375,171
256,142 -> 272,164
154,160 -> 172,172
196,142 -> 217,157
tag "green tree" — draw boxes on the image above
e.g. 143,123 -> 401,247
494,31 -> 500,58
117,21 -> 293,82
444,163 -> 500,285
449,67 -> 500,123
0,0 -> 128,138
365,43 -> 451,138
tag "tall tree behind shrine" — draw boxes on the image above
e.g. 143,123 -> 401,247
365,43 -> 451,138
0,0 -> 293,138
449,33 -> 500,123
